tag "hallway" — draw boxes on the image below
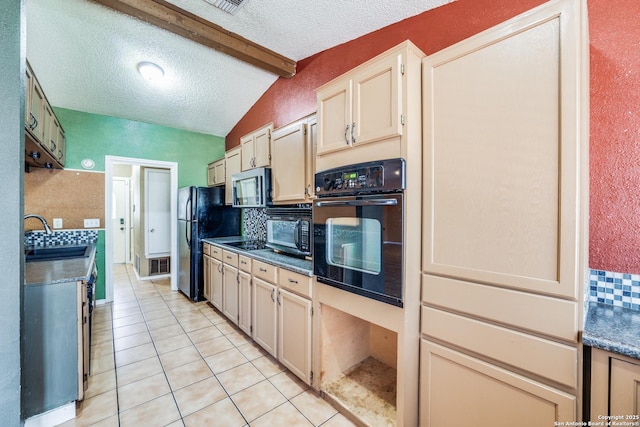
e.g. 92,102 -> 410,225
59,264 -> 354,426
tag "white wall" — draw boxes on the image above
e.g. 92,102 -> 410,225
0,0 -> 25,424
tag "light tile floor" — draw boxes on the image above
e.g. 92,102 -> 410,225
58,264 -> 355,427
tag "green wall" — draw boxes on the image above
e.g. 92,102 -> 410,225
55,108 -> 226,299
54,108 -> 226,186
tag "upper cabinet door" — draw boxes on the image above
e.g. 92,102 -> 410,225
225,146 -> 241,204
271,121 -> 308,203
253,125 -> 271,168
352,52 -> 402,146
29,77 -> 46,142
316,78 -> 352,156
422,0 -> 588,299
240,134 -> 254,171
240,123 -> 273,171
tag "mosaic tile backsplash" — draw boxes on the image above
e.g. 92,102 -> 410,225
242,208 -> 267,241
589,269 -> 640,311
25,230 -> 99,246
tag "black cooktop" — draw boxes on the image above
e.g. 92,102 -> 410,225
225,240 -> 268,251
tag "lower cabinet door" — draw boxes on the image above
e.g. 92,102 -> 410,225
238,270 -> 252,335
222,264 -> 239,324
610,356 -> 640,416
252,277 -> 277,357
211,258 -> 223,310
278,288 -> 312,384
420,340 -> 576,427
203,254 -> 211,301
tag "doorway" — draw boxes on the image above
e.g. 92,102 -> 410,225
105,156 -> 178,303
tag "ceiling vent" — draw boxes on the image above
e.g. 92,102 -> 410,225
204,0 -> 246,14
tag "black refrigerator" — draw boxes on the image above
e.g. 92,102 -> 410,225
178,186 -> 240,301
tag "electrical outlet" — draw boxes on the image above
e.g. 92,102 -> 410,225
53,218 -> 63,229
84,218 -> 100,228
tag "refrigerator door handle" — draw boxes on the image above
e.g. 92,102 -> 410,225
186,195 -> 192,220
186,220 -> 191,249
185,195 -> 192,249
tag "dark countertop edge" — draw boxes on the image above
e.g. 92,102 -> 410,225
203,237 -> 313,277
24,243 -> 97,286
583,301 -> 640,360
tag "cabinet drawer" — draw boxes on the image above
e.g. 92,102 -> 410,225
279,269 -> 312,299
421,306 -> 578,388
210,245 -> 223,260
239,255 -> 252,273
253,260 -> 277,283
203,243 -> 211,256
222,250 -> 238,267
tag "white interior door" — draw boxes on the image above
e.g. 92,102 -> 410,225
145,168 -> 171,257
112,178 -> 128,264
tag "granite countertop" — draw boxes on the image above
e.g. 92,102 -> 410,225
583,301 -> 640,359
203,237 -> 313,277
24,243 -> 97,286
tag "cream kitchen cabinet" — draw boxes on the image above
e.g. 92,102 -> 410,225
203,244 -> 212,301
238,255 -> 252,336
25,61 -> 66,169
207,158 -> 225,187
222,250 -> 239,323
590,348 -> 640,419
26,62 -> 46,143
271,114 -> 316,204
225,146 -> 241,204
420,340 -> 576,427
420,0 -> 588,424
210,249 -> 223,311
241,123 -> 272,171
252,259 -> 278,357
315,41 -> 424,170
278,269 -> 313,384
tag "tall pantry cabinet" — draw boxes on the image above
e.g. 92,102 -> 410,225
419,0 -> 589,425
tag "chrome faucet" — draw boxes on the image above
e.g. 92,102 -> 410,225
24,214 -> 53,234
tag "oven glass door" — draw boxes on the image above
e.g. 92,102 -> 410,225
313,193 -> 403,306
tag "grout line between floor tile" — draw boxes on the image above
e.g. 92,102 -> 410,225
95,264 -> 343,427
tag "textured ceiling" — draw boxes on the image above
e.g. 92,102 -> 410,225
26,0 -> 451,137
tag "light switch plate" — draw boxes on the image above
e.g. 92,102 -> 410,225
53,218 -> 63,229
84,218 -> 100,228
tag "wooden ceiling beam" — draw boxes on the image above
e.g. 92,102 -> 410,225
89,0 -> 296,78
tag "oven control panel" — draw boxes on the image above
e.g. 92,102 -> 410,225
314,158 -> 405,196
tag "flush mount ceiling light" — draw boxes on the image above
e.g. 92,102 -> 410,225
137,61 -> 164,81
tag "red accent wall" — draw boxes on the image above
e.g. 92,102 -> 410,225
226,0 -> 640,274
588,0 -> 640,274
226,0 -> 544,147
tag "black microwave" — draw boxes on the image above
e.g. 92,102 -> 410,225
266,207 -> 312,258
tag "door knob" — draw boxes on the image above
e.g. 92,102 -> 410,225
120,227 -> 125,231
150,228 -> 155,233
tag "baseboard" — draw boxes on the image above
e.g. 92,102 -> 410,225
24,401 -> 75,427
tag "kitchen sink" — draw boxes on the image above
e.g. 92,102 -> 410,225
25,245 -> 91,262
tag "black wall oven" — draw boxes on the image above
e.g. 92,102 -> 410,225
313,158 -> 405,307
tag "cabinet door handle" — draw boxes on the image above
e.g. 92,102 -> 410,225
270,288 -> 275,302
288,278 -> 298,284
344,124 -> 350,145
277,290 -> 281,306
50,140 -> 56,151
351,122 -> 356,143
226,255 -> 232,260
259,267 -> 267,273
29,112 -> 38,131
